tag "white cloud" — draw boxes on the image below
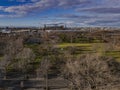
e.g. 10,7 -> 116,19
9,0 -> 27,2
0,0 -> 93,18
0,0 -> 120,27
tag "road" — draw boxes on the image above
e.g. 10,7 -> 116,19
0,78 -> 69,89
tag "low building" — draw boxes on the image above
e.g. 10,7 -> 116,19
0,28 -> 11,34
43,23 -> 66,30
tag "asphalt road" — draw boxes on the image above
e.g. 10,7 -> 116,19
0,79 -> 69,89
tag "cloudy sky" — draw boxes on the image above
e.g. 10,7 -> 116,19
0,0 -> 120,27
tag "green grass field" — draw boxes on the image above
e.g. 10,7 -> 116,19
56,43 -> 120,62
56,43 -> 92,48
25,43 -> 120,62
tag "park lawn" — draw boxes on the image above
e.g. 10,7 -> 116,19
0,56 -> 3,61
56,43 -> 106,48
56,43 -> 92,48
56,43 -> 106,53
57,43 -> 120,62
56,43 -> 106,54
105,51 -> 120,62
116,58 -> 120,62
25,43 -> 120,62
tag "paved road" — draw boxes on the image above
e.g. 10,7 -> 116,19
0,79 -> 69,89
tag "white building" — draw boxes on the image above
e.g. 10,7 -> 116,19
0,28 -> 11,34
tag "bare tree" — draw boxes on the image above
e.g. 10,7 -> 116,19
0,37 -> 24,79
0,55 -> 11,79
62,53 -> 118,90
15,48 -> 35,79
37,30 -> 54,90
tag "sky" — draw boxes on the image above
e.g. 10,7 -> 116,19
0,0 -> 120,27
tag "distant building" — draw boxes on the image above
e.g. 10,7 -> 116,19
0,28 -> 11,34
43,23 -> 66,30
